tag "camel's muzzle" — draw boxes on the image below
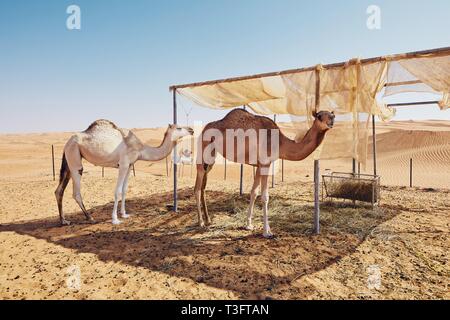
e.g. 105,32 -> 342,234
328,115 -> 335,128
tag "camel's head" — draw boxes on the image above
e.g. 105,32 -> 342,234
168,124 -> 194,141
312,110 -> 335,131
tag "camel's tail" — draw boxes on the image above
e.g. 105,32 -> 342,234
59,153 -> 69,183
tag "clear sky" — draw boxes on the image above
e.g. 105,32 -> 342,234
0,0 -> 449,133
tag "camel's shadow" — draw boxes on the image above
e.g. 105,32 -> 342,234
0,188 -> 399,299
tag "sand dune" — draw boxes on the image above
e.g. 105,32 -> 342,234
368,130 -> 450,188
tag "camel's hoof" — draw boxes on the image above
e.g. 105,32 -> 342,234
263,231 -> 275,239
205,220 -> 212,226
198,222 -> 205,228
121,213 -> 130,219
245,225 -> 255,231
60,220 -> 71,226
112,219 -> 122,225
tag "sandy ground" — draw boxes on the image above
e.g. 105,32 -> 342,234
0,120 -> 449,299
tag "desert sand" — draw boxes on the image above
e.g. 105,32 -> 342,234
0,120 -> 449,299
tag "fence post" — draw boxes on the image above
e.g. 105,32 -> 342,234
224,158 -> 227,180
51,145 -> 55,181
409,158 -> 413,188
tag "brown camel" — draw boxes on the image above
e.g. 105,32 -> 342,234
194,109 -> 335,238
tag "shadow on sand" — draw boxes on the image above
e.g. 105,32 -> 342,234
0,188 -> 399,299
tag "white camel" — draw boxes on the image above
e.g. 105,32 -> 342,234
55,120 -> 193,225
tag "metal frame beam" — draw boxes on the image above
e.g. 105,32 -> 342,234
387,101 -> 439,107
170,46 -> 450,91
173,90 -> 178,212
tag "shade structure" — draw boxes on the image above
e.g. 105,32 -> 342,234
169,46 -> 449,234
172,46 -> 450,165
172,47 -> 449,113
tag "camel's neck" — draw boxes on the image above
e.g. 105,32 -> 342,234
279,126 -> 326,161
139,130 -> 175,161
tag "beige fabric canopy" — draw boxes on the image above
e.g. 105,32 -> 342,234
172,47 -> 450,165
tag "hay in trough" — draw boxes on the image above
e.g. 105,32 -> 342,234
327,179 -> 378,203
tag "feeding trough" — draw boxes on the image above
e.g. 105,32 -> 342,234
322,172 -> 381,207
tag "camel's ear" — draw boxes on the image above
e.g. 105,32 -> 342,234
331,111 -> 335,115
168,124 -> 174,129
312,111 -> 318,119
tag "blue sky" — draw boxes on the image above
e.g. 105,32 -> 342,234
0,0 -> 449,133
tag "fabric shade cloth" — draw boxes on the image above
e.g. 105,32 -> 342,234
175,49 -> 450,165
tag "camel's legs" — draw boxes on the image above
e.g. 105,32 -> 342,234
112,164 -> 130,225
70,168 -> 93,222
246,167 -> 261,231
64,142 -> 93,222
260,172 -> 273,238
120,166 -> 132,219
201,164 -> 213,226
194,164 -> 206,227
55,157 -> 72,225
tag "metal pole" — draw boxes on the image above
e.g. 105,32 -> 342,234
271,114 -> 276,188
314,160 -> 320,234
165,156 -> 169,177
170,47 -> 450,91
271,163 -> 275,188
281,159 -> 284,182
51,145 -> 55,181
239,163 -> 244,196
410,158 -> 413,188
132,164 -> 136,177
313,67 -> 321,234
239,105 -> 246,196
173,89 -> 178,212
372,115 -> 377,176
352,158 -> 356,175
387,100 -> 439,108
102,167 -> 104,178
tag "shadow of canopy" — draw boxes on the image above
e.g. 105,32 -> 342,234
0,188 -> 399,299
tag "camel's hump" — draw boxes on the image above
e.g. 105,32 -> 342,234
217,109 -> 278,129
84,119 -> 120,133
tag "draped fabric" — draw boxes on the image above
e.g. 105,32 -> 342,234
398,55 -> 450,110
177,53 -> 449,165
